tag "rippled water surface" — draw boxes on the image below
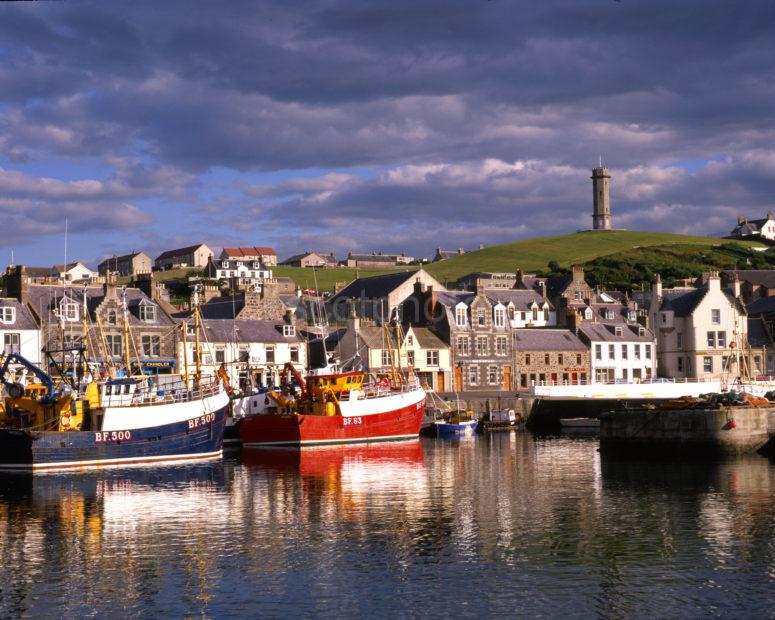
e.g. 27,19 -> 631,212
3,434 -> 775,618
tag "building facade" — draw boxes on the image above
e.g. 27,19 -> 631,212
155,244 -> 213,271
513,329 -> 590,389
280,252 -> 337,268
220,247 -> 277,267
649,273 -> 748,380
578,321 -> 657,383
98,252 -> 153,277
0,297 -> 42,377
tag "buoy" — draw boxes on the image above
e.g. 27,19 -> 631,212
724,418 -> 737,430
730,341 -> 737,349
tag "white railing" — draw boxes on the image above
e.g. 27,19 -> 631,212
529,377 -> 720,388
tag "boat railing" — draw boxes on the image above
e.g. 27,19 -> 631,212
530,377 -> 723,388
101,379 -> 223,408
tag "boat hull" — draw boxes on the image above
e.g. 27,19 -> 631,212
240,390 -> 425,446
0,406 -> 228,470
433,420 -> 478,437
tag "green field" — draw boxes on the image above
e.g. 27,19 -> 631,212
272,265 -> 419,292
423,231 -> 764,285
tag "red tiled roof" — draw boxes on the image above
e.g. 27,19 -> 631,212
221,246 -> 276,257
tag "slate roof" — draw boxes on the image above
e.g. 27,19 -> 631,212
659,286 -> 745,317
53,262 -> 87,272
545,274 -> 574,299
328,270 -> 419,303
747,317 -> 772,348
25,285 -> 175,326
409,327 -> 447,349
513,329 -> 588,352
24,267 -> 55,278
724,270 -> 775,289
0,298 -> 39,330
195,319 -> 300,344
729,218 -> 771,237
98,251 -> 146,267
156,244 -> 208,261
578,322 -> 654,343
199,295 -> 245,320
747,296 -> 775,316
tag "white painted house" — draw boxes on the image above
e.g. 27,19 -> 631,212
485,289 -> 556,328
579,322 -> 657,383
0,298 -> 42,378
52,262 -> 95,283
205,256 -> 273,292
178,318 -> 305,392
649,273 -> 747,380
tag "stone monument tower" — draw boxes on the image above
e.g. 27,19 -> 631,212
591,166 -> 612,230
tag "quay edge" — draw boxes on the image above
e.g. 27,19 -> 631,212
599,407 -> 773,456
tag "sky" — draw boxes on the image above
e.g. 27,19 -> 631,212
1,0 -> 775,268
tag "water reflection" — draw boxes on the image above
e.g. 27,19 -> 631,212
1,436 -> 775,617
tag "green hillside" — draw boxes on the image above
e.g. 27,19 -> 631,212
424,231 -> 764,285
272,265 -> 418,292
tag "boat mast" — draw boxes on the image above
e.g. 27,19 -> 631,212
81,284 -> 89,383
181,321 -> 190,386
193,284 -> 202,386
121,287 -> 132,376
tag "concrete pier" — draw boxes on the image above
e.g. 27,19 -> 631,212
600,407 -> 773,456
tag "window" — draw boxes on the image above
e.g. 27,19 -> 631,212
239,348 -> 250,362
64,334 -> 82,350
677,333 -> 683,348
106,334 -> 122,357
703,356 -> 713,373
495,336 -> 507,356
493,307 -> 505,328
455,307 -> 467,327
477,309 -> 486,326
3,333 -> 20,355
707,331 -> 716,348
609,344 -> 615,359
0,307 -> 15,324
615,326 -> 623,337
661,313 -> 667,325
544,353 -> 550,364
521,311 -> 527,321
532,307 -> 538,321
558,354 -> 564,365
634,345 -> 641,360
407,350 -> 415,366
488,366 -> 498,385
525,354 -> 531,365
475,336 -> 488,356
135,302 -> 155,322
595,344 -> 602,360
59,299 -> 79,322
507,306 -> 515,320
266,346 -> 275,364
457,336 -> 469,356
222,261 -> 230,268
645,344 -> 652,360
678,357 -> 684,372
717,331 -> 726,348
621,344 -> 628,360
427,350 -> 439,366
711,309 -> 720,325
469,366 -> 478,386
215,349 -> 225,363
406,335 -> 414,346
382,350 -> 392,367
543,308 -> 549,321
283,325 -> 296,337
290,346 -> 299,363
141,335 -> 160,357
107,310 -> 117,325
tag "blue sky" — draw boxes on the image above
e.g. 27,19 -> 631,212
1,0 -> 775,267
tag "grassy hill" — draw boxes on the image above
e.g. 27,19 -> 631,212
272,265 -> 419,292
423,231 -> 765,286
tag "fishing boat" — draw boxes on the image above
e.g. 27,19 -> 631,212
239,362 -> 426,446
430,413 -> 478,437
0,287 -> 229,470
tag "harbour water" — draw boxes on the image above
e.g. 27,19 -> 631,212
2,434 -> 775,618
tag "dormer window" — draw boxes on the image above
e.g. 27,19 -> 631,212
57,298 -> 79,322
283,325 -> 296,337
139,302 -> 157,323
107,310 -> 117,325
407,334 -> 414,346
638,327 -> 645,337
222,261 -> 230,268
615,326 -> 623,337
628,311 -> 637,322
0,307 -> 15,324
455,306 -> 467,327
493,306 -> 505,328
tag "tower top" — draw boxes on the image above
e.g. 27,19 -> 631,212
591,167 -> 611,178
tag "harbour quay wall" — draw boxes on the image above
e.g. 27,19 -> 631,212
599,407 -> 773,456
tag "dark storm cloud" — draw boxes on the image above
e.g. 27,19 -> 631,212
1,0 -> 774,254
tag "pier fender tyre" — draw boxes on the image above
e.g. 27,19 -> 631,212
8,383 -> 24,399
